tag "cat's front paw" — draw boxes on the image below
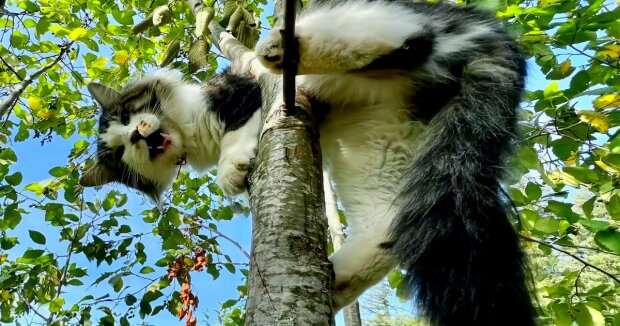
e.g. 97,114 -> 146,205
217,158 -> 252,196
255,31 -> 285,73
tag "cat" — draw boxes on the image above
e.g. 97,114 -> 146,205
81,0 -> 536,324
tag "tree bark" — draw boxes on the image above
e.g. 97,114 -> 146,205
246,76 -> 333,325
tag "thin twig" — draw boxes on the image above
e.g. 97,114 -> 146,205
522,235 -> 620,284
0,42 -> 73,117
552,241 -> 620,257
54,192 -> 84,305
19,294 -> 52,323
203,224 -> 251,260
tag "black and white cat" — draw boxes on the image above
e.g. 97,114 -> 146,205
81,0 -> 536,324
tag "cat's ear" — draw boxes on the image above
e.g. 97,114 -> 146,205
79,162 -> 117,187
87,83 -> 121,109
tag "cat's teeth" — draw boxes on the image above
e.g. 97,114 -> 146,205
157,146 -> 165,150
147,146 -> 153,149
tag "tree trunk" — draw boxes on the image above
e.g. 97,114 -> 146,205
245,76 -> 333,325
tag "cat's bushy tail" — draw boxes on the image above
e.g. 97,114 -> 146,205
387,40 -> 536,325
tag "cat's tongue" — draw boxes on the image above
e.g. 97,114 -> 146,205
144,130 -> 172,159
161,133 -> 172,148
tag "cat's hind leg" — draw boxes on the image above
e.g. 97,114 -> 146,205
330,221 -> 397,311
256,0 -> 433,74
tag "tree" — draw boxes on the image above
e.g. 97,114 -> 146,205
1,0 -> 619,325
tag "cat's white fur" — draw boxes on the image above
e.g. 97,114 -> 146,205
216,110 -> 262,195
101,71 -> 264,197
289,1 -> 429,74
102,0 -> 503,310
90,0 -> 531,318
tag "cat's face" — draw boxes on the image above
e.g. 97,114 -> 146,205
80,77 -> 186,200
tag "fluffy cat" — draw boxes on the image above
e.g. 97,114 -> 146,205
81,0 -> 536,324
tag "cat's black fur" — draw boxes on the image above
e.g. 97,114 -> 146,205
257,0 -> 535,324
84,0 -> 537,324
203,69 -> 262,131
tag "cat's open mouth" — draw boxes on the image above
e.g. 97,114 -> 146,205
130,128 -> 172,159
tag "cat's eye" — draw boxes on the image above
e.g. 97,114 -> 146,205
120,111 -> 130,125
115,145 -> 125,160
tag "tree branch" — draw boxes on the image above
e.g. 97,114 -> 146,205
185,0 -> 263,76
522,236 -> 620,284
0,42 -> 72,118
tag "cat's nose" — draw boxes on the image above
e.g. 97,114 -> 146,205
130,128 -> 143,144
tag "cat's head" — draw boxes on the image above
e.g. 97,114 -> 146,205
80,74 -> 188,201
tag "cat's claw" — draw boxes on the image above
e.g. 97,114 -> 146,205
217,159 -> 251,196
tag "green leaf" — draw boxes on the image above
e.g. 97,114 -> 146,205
574,303 -> 605,326
125,294 -> 137,306
69,27 -> 88,41
0,148 -> 17,164
614,312 -> 620,326
594,228 -> 620,255
142,290 -> 163,303
139,300 -> 152,319
166,207 -> 182,227
582,196 -> 596,219
544,81 -> 559,98
568,70 -> 591,95
22,249 -> 44,259
222,299 -> 238,309
49,297 -> 65,313
49,166 -> 69,177
521,209 -> 541,230
551,302 -> 574,326
554,20 -> 597,44
10,30 -> 28,48
388,270 -> 404,289
545,200 -> 581,223
108,275 -> 123,292
28,230 -> 46,245
606,194 -> 620,220
78,295 -> 94,303
67,279 -> 84,286
579,219 -> 610,232
525,182 -> 542,201
1,237 -> 19,250
224,263 -> 236,274
509,187 -> 527,205
535,218 -> 560,234
4,172 -> 22,186
139,266 -> 155,274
